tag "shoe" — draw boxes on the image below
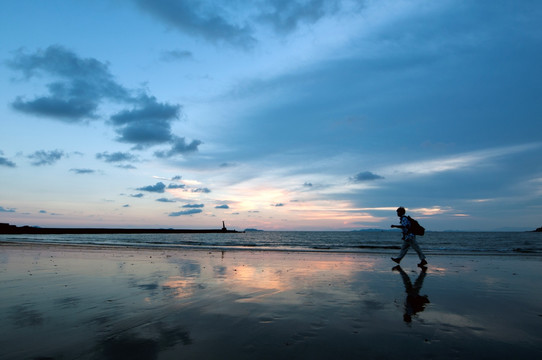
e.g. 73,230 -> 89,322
391,257 -> 401,264
418,259 -> 427,267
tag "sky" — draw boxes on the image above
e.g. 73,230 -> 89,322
1,0 -> 541,231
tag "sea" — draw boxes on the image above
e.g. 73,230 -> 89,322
1,231 -> 541,256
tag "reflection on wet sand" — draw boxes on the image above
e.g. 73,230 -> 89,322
2,245 -> 542,359
392,265 -> 430,323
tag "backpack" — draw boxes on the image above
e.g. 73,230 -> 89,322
406,216 -> 425,236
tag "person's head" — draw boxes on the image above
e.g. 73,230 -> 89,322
396,207 -> 406,217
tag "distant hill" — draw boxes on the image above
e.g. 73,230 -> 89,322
535,226 -> 542,232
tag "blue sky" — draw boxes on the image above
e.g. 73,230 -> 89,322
1,0 -> 541,231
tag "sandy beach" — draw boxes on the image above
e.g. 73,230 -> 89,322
1,243 -> 541,359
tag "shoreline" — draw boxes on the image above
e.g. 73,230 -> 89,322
1,243 -> 541,359
2,240 -> 541,258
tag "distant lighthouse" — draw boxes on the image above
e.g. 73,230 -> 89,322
221,221 -> 227,231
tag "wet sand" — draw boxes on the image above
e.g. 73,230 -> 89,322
1,243 -> 541,359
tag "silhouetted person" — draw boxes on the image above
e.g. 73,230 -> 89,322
391,207 -> 427,267
393,265 -> 430,323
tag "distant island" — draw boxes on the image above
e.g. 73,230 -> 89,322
0,222 -> 244,234
535,226 -> 542,232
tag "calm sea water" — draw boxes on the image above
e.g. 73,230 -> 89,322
1,231 -> 541,255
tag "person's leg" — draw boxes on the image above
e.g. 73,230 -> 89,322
393,240 -> 410,262
410,237 -> 426,261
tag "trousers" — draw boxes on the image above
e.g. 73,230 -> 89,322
397,235 -> 425,261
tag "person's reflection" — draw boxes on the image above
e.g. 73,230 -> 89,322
393,265 -> 430,323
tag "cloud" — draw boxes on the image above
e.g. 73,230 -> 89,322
0,151 -> 16,167
137,182 -> 166,193
257,0 -> 341,34
96,151 -> 138,163
27,149 -> 65,166
156,198 -> 177,202
134,0 -> 256,48
167,183 -> 186,189
215,204 -> 229,209
182,204 -> 204,208
191,187 -> 211,193
134,0 -> 345,48
168,209 -> 203,216
272,203 -> 285,207
0,206 -> 16,213
8,45 -> 129,122
70,168 -> 95,174
154,137 -> 202,158
160,49 -> 193,62
117,164 -> 137,169
111,94 -> 181,148
131,193 -> 144,198
8,45 -> 201,155
351,171 -> 385,182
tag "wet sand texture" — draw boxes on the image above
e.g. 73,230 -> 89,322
1,243 -> 541,359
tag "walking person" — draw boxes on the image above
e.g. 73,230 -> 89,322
391,207 -> 427,267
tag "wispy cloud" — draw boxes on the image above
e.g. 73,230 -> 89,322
168,209 -> 203,216
134,0 -> 256,48
383,143 -> 542,177
70,168 -> 95,174
350,171 -> 384,182
0,206 -> 16,213
96,151 -> 138,163
27,149 -> 65,166
0,151 -> 16,167
160,49 -> 193,62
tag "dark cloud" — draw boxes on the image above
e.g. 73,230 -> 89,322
215,204 -> 229,209
273,203 -> 285,207
351,171 -> 384,182
137,182 -> 166,193
160,49 -> 193,62
191,187 -> 211,193
70,168 -> 95,174
111,94 -> 181,148
0,151 -> 16,167
8,45 -> 129,122
167,183 -> 185,189
96,151 -> 138,163
154,137 -> 202,158
134,0 -> 256,48
134,0 -> 345,48
0,206 -> 16,213
27,149 -> 65,166
117,164 -> 137,169
169,209 -> 203,216
8,45 -> 201,155
131,193 -> 144,198
219,162 -> 237,168
303,182 -> 313,187
182,204 -> 204,208
123,204 -> 130,207
257,0 -> 341,34
156,198 -> 177,202
171,175 -> 182,181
